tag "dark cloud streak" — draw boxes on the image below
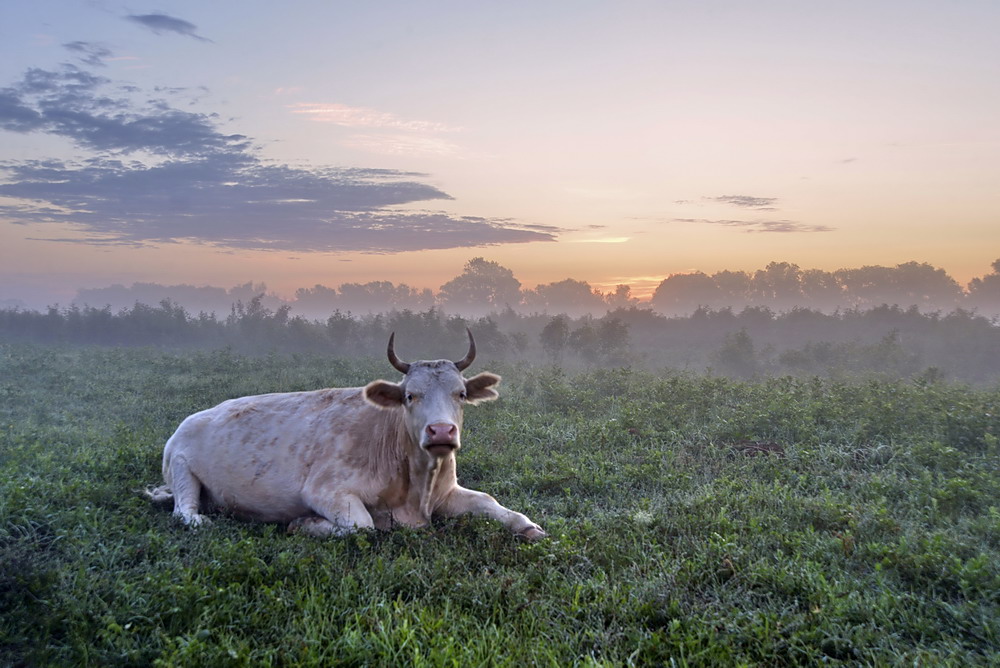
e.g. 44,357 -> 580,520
0,63 -> 556,252
672,218 -> 833,233
0,66 -> 248,156
125,14 -> 212,42
708,195 -> 778,209
63,41 -> 113,67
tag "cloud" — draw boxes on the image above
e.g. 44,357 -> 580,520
343,133 -> 461,157
288,103 -> 460,133
63,41 -> 113,67
0,65 -> 555,252
125,14 -> 212,42
0,157 -> 554,251
289,102 -> 465,157
672,218 -> 833,233
521,223 -> 564,233
0,66 -> 247,156
708,195 -> 778,209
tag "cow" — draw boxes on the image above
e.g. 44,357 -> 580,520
145,330 -> 546,541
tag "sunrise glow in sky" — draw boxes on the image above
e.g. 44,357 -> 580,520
2,1 -> 998,308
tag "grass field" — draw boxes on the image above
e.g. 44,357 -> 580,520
1,343 -> 998,666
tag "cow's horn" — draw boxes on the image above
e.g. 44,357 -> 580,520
387,332 -> 411,374
453,328 -> 476,371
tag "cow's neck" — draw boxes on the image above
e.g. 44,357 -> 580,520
415,455 -> 441,520
404,449 -> 455,524
365,406 -> 409,480
373,407 -> 455,527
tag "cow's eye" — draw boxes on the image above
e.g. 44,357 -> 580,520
405,393 -> 414,403
459,390 -> 467,401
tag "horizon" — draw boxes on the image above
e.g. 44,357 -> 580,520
3,254 -> 998,313
2,256 -> 994,320
2,2 -> 998,308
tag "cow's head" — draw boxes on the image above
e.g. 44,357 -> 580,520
364,329 -> 500,458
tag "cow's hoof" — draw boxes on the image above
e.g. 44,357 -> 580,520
176,512 -> 211,528
287,516 -> 317,534
518,526 -> 547,542
288,516 -> 342,537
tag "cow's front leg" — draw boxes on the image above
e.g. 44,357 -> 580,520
439,486 -> 546,541
293,491 -> 374,537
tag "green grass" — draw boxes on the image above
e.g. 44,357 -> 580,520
1,343 -> 998,666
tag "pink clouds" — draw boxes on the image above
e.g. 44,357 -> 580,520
288,103 -> 461,133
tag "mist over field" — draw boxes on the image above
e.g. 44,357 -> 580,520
3,257 -> 1000,385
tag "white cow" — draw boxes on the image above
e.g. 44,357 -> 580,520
145,331 -> 546,540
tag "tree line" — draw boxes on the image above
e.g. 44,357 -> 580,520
64,257 -> 1000,320
2,297 -> 999,384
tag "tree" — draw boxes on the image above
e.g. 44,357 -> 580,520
438,258 -> 523,314
326,310 -> 358,351
712,328 -> 760,379
597,316 -> 630,364
711,270 -> 751,309
890,261 -> 962,310
227,294 -> 292,348
650,272 -> 720,314
750,261 -> 803,310
525,278 -> 606,316
73,281 -> 268,316
799,269 -> 842,311
567,322 -> 600,363
604,284 -> 637,309
967,258 -> 1000,316
294,284 -> 339,319
836,262 -> 961,311
835,265 -> 898,309
540,315 -> 570,362
338,281 -> 434,313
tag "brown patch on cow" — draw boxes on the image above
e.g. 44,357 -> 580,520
343,402 -> 409,481
731,440 -> 786,457
310,389 -> 348,412
252,459 -> 273,483
377,457 -> 411,510
227,404 -> 258,421
308,460 -> 353,493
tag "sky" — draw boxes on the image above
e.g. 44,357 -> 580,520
2,0 -> 999,308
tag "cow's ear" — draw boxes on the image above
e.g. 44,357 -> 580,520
364,380 -> 405,408
464,372 -> 501,404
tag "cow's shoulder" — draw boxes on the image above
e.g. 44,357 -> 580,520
338,398 -> 409,479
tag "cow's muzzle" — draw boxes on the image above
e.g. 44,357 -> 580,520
424,423 -> 459,457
